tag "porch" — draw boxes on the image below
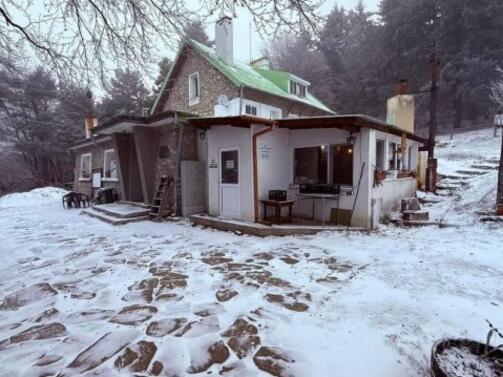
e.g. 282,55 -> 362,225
190,213 -> 367,237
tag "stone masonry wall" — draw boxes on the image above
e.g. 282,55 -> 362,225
152,123 -> 199,215
72,139 -> 120,198
162,46 -> 239,116
160,45 -> 330,118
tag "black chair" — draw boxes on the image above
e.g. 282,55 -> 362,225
62,192 -> 90,209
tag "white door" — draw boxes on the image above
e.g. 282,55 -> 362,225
220,148 -> 241,219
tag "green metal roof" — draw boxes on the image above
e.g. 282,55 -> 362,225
189,40 -> 334,114
151,39 -> 334,114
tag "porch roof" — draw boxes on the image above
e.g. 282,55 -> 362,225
93,110 -> 197,135
187,114 -> 428,143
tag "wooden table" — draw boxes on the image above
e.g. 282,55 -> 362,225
261,200 -> 294,224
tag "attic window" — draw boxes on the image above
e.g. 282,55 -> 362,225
188,72 -> 200,106
245,104 -> 257,116
289,80 -> 307,98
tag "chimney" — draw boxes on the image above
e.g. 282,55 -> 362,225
386,80 -> 415,133
215,16 -> 233,65
84,90 -> 98,139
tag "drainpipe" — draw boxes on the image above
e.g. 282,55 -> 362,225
174,112 -> 184,216
252,122 -> 276,223
238,84 -> 245,115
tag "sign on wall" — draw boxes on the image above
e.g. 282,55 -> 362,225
209,159 -> 218,168
259,144 -> 272,159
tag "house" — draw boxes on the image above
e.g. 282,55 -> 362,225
69,16 -> 333,218
188,106 -> 426,230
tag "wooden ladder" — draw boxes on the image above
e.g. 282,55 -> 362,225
149,176 -> 172,221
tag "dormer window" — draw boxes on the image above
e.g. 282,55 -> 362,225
289,80 -> 307,98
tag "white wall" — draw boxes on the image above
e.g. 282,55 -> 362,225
256,127 -> 374,228
214,97 -> 282,119
372,130 -> 420,218
373,178 -> 417,213
206,126 -> 254,222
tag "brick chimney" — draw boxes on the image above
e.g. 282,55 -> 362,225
84,90 -> 97,139
215,16 -> 233,65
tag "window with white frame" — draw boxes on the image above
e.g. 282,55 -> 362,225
103,149 -> 118,180
188,72 -> 200,105
80,153 -> 92,179
289,80 -> 307,98
245,104 -> 257,116
375,139 -> 385,170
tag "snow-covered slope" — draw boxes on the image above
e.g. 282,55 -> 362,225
0,128 -> 501,377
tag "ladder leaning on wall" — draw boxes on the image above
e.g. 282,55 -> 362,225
149,175 -> 172,221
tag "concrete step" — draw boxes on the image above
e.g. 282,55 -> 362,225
439,174 -> 471,181
483,158 -> 500,164
470,164 -> 498,170
391,219 -> 439,227
81,208 -> 149,225
117,201 -> 151,209
455,169 -> 488,176
436,184 -> 460,191
402,210 -> 429,221
93,203 -> 150,218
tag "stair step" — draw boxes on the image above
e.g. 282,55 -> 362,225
402,210 -> 429,221
470,164 -> 498,170
93,203 -> 150,218
455,170 -> 488,176
81,208 -> 149,225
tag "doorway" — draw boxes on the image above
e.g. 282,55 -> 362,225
219,148 -> 241,219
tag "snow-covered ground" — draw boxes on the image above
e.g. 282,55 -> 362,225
0,128 -> 501,377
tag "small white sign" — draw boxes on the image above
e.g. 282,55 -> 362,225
226,160 -> 235,169
92,172 -> 102,188
259,144 -> 272,159
209,159 -> 217,168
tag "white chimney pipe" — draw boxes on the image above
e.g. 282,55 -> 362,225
215,16 -> 233,65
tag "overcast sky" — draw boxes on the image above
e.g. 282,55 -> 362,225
212,0 -> 380,63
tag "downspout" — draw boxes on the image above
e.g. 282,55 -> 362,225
252,122 -> 276,223
238,84 -> 245,115
174,112 -> 184,216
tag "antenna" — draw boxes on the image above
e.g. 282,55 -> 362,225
249,22 -> 252,63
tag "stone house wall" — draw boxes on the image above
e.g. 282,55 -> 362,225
152,123 -> 199,215
72,139 -> 120,198
160,45 -> 330,118
161,46 -> 239,116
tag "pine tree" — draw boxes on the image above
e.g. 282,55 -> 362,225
99,68 -> 149,121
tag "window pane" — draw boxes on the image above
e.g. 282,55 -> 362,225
376,140 -> 384,169
104,151 -> 117,179
388,142 -> 397,170
81,155 -> 91,178
245,105 -> 257,115
294,146 -> 327,184
221,150 -> 239,184
332,145 -> 353,186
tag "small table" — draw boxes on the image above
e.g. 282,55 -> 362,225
261,200 -> 294,224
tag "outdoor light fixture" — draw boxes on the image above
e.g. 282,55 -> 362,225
346,133 -> 356,145
199,130 -> 206,140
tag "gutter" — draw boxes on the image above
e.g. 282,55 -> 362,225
238,84 -> 245,115
252,123 -> 276,223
